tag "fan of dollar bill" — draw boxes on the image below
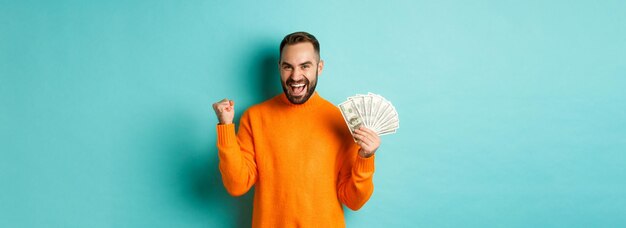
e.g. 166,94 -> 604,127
338,92 -> 399,138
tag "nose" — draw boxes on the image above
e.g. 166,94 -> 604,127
290,68 -> 305,81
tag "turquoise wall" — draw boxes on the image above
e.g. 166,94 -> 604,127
2,0 -> 625,227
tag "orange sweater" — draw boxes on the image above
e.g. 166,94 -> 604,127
216,92 -> 375,227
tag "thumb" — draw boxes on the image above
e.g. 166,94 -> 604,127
225,100 -> 235,112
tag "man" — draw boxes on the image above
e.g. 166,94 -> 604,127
211,31 -> 381,227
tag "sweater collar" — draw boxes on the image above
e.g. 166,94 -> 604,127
277,91 -> 323,110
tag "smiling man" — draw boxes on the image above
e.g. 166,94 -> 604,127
211,32 -> 381,227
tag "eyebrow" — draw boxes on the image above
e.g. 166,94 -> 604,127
281,61 -> 313,67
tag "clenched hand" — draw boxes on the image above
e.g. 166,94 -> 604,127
212,98 -> 235,124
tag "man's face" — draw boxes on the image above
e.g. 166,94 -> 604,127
279,42 -> 324,104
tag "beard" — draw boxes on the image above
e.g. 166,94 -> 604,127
281,69 -> 318,105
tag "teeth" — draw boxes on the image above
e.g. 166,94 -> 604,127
291,84 -> 305,87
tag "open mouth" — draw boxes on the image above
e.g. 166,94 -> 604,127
289,83 -> 307,97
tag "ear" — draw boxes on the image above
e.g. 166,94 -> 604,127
317,59 -> 324,75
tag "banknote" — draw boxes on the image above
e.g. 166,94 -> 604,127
338,100 -> 365,140
339,92 -> 399,136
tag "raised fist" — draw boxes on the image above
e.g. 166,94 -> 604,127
212,98 -> 235,124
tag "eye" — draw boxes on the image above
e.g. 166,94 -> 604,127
302,65 -> 310,69
282,65 -> 293,70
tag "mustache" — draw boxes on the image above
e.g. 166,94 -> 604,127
286,77 -> 309,85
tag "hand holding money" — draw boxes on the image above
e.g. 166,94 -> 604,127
354,127 -> 380,158
212,98 -> 235,124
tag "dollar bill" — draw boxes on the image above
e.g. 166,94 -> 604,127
340,92 -> 399,136
339,100 -> 364,140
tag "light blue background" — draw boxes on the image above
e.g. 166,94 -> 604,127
1,0 -> 625,227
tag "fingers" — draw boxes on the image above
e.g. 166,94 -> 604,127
213,98 -> 234,112
356,131 -> 373,143
356,139 -> 371,150
354,131 -> 373,145
353,126 -> 381,155
225,100 -> 235,112
354,127 -> 379,143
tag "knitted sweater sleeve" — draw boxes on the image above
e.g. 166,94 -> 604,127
336,143 -> 376,210
216,110 -> 257,196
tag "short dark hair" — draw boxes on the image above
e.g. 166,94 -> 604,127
279,31 -> 320,61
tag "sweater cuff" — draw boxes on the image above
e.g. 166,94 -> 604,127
354,155 -> 375,173
216,124 -> 237,146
